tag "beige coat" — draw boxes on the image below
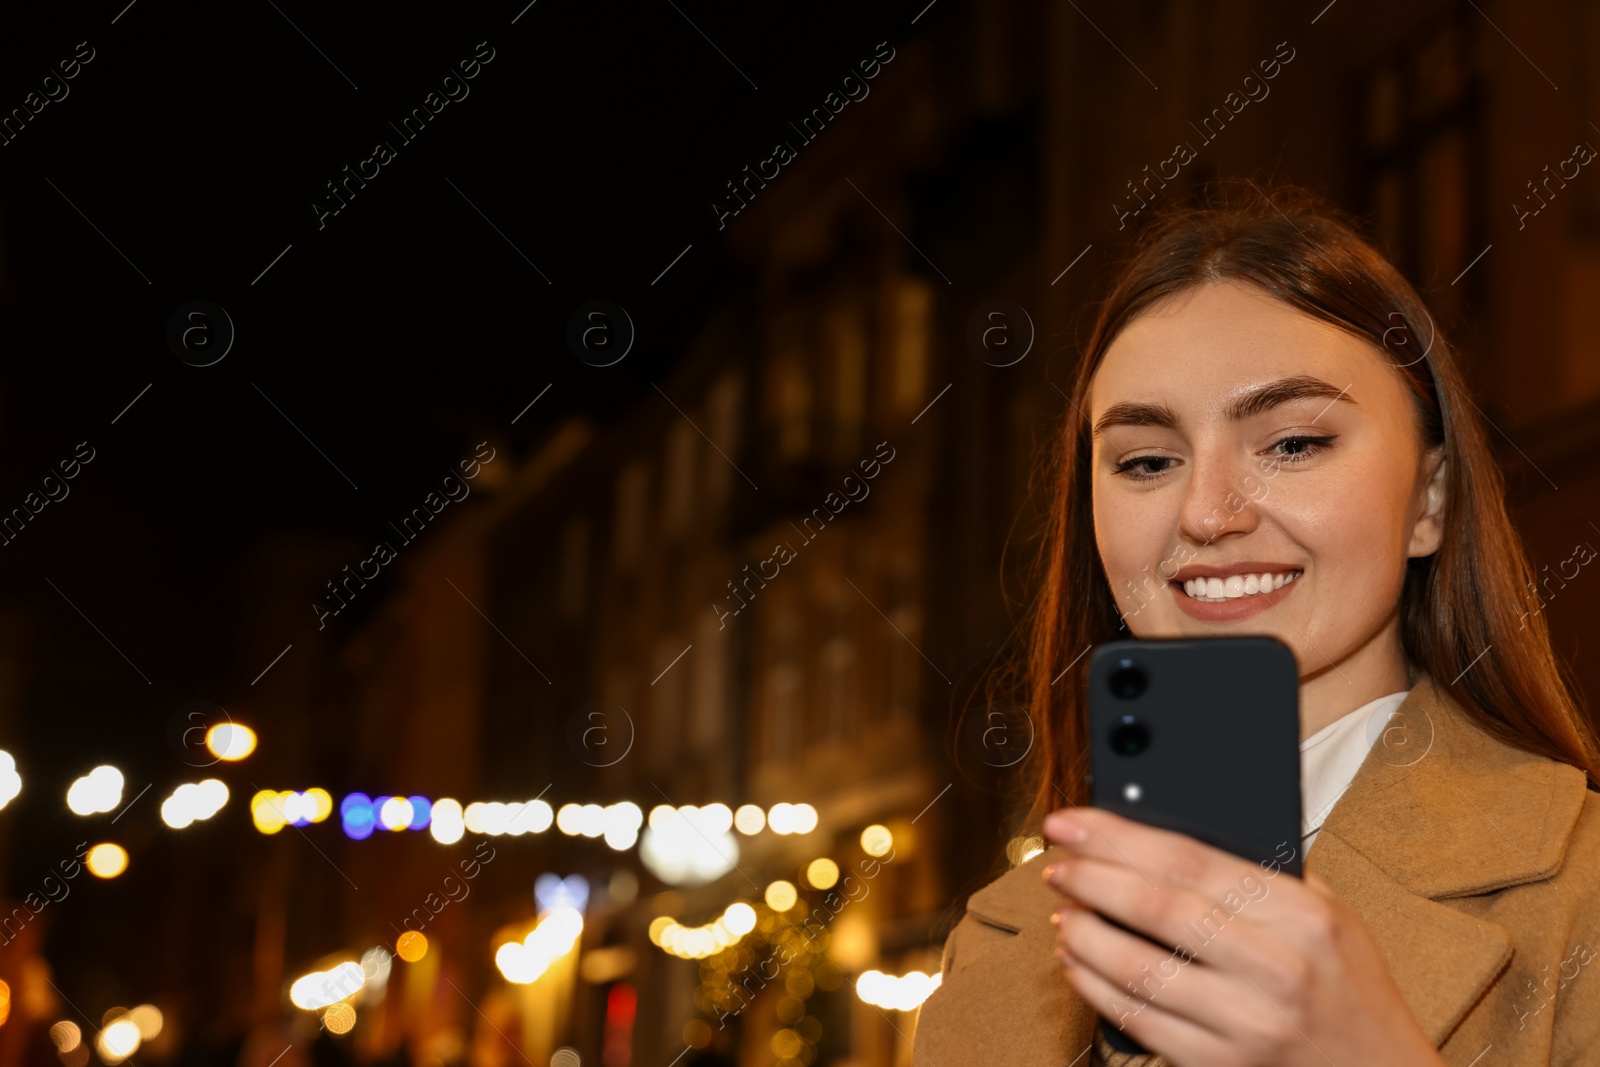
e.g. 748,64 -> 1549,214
912,674 -> 1600,1065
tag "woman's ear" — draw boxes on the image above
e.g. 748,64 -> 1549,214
1406,447 -> 1448,558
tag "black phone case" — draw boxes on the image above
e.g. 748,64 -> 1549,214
1085,636 -> 1302,1054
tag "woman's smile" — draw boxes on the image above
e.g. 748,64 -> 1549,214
1168,562 -> 1304,620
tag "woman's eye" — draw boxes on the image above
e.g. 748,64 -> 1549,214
1267,434 -> 1337,462
1111,435 -> 1336,482
1111,454 -> 1175,480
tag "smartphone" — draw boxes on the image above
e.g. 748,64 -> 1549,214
1085,636 -> 1302,1054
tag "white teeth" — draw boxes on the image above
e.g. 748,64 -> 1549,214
1182,570 -> 1301,602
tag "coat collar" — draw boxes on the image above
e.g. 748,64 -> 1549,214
919,674 -> 1590,1062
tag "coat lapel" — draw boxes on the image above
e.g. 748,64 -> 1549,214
1304,673 -> 1588,1046
917,843 -> 1100,1066
914,673 -> 1590,1060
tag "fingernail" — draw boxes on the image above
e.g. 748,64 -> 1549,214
1046,812 -> 1086,844
1056,944 -> 1074,969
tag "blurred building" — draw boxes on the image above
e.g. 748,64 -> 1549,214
209,2 -> 1600,1066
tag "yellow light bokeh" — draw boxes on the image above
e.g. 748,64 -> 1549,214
860,824 -> 894,857
305,788 -> 333,823
723,902 -> 757,935
770,1028 -> 804,1059
396,931 -> 428,962
49,1021 -> 81,1053
733,803 -> 766,834
765,879 -> 798,912
96,1019 -> 141,1064
251,790 -> 288,834
290,961 -> 365,1010
205,722 -> 257,761
805,858 -> 839,890
85,843 -> 128,879
127,1005 -> 163,1041
323,1002 -> 356,1034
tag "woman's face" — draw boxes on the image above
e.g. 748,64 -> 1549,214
1088,281 -> 1445,704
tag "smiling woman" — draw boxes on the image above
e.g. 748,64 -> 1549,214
914,186 -> 1600,1067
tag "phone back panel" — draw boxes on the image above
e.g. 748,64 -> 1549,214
1087,636 -> 1303,876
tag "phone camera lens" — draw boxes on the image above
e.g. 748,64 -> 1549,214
1109,714 -> 1150,756
1107,659 -> 1147,700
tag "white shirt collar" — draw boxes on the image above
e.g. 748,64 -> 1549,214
1301,688 -> 1413,850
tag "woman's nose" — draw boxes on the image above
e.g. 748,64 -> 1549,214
1176,451 -> 1261,546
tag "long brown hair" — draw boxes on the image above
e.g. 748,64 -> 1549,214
1016,183 -> 1600,833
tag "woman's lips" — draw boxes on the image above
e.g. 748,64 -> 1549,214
1168,570 -> 1302,621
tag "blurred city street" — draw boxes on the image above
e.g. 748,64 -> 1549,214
0,1 -> 1598,1065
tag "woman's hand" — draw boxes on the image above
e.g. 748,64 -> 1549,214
1041,807 -> 1446,1067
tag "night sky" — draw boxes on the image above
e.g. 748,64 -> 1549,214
0,0 -> 923,1008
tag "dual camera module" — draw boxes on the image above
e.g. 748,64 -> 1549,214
1107,657 -> 1150,756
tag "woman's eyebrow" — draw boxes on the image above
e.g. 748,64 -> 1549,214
1225,375 -> 1356,421
1091,376 -> 1357,437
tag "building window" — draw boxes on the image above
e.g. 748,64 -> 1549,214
1356,8 -> 1482,310
892,278 -> 932,415
762,605 -> 804,764
558,515 -> 589,620
704,372 -> 743,512
613,460 -> 649,569
828,303 -> 867,461
885,558 -> 920,721
662,420 -> 696,537
818,596 -> 855,743
650,635 -> 685,769
770,353 -> 812,461
689,611 -> 728,753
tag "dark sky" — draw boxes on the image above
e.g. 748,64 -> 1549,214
0,0 -> 919,740
0,0 -> 928,992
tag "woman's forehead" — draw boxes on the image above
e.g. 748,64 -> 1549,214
1089,283 -> 1391,413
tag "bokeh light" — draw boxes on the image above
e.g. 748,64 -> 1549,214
127,1005 -> 163,1041
205,722 -> 257,761
464,798 -> 554,836
429,798 -> 465,844
861,824 -> 894,857
856,969 -> 943,1011
95,1019 -> 141,1064
66,765 -> 122,815
49,1020 -> 81,1053
289,961 -> 365,1010
723,902 -> 757,935
378,796 -> 415,831
85,843 -> 128,879
0,751 -> 21,811
161,780 -> 229,829
765,880 -> 798,912
733,803 -> 765,834
767,802 -> 819,835
396,931 -> 428,962
254,789 -> 333,834
323,1002 -> 356,1034
649,900 -> 758,960
639,806 -> 739,885
495,907 -> 583,983
805,858 -> 840,889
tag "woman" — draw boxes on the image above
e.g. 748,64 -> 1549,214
912,187 -> 1600,1066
